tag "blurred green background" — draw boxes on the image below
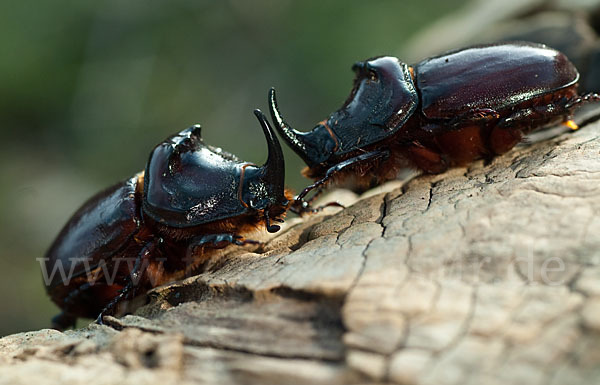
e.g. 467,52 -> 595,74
0,0 -> 468,336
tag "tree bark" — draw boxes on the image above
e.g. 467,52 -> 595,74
2,120 -> 600,385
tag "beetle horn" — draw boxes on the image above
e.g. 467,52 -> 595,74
253,109 -> 286,199
268,88 -> 319,164
269,88 -> 337,166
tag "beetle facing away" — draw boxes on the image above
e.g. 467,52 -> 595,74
44,110 -> 291,330
269,42 -> 600,205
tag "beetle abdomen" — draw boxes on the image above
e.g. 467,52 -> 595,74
44,175 -> 141,292
416,42 -> 579,119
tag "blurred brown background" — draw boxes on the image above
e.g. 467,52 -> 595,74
0,0 -> 467,336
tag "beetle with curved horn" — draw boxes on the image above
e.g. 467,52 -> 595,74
44,109 -> 291,330
269,42 -> 600,209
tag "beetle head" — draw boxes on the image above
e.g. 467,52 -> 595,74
270,56 -> 418,167
143,111 -> 288,232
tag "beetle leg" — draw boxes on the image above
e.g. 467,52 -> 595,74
190,233 -> 260,249
565,93 -> 600,109
565,93 -> 600,128
289,195 -> 345,215
307,187 -> 344,211
51,311 -> 78,331
449,108 -> 500,128
300,201 -> 345,215
406,142 -> 449,174
51,280 -> 99,330
303,185 -> 324,204
293,149 -> 389,213
96,240 -> 156,325
290,187 -> 335,215
62,281 -> 95,307
489,111 -> 531,155
490,100 -> 581,154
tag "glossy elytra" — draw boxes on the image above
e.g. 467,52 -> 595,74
44,110 -> 291,329
269,42 -> 600,206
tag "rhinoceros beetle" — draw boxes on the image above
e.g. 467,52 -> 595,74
269,42 -> 600,205
43,110 -> 290,330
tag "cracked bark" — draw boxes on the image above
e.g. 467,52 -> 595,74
2,120 -> 600,385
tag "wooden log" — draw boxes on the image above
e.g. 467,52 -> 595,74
1,120 -> 600,385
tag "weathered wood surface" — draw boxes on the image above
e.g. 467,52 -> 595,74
2,120 -> 600,385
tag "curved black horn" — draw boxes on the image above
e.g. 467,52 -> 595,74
268,88 -> 314,162
253,109 -> 285,199
268,88 -> 337,166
